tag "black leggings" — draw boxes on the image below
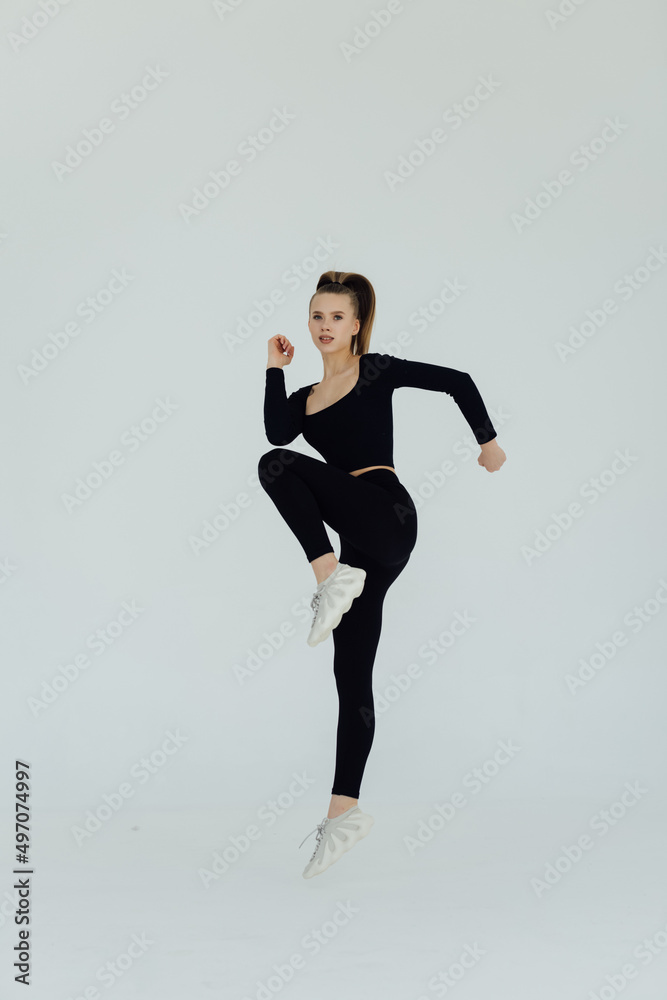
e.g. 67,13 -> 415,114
257,447 -> 418,799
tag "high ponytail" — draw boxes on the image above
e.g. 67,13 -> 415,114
310,271 -> 377,356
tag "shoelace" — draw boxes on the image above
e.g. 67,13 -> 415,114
299,819 -> 329,861
309,590 -> 323,627
298,812 -> 360,861
309,567 -> 349,627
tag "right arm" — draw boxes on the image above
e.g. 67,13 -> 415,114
263,335 -> 303,445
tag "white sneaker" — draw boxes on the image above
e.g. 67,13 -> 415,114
307,562 -> 366,647
299,805 -> 374,879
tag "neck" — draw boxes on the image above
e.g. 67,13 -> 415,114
320,345 -> 358,380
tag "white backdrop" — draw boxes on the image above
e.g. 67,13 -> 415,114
2,1 -> 667,998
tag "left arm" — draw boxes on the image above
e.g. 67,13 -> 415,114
380,353 -> 506,470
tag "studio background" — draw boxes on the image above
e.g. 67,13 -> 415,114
1,1 -> 666,998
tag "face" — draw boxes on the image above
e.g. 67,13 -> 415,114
308,293 -> 360,355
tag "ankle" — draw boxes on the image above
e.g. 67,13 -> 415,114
327,795 -> 358,819
313,556 -> 339,586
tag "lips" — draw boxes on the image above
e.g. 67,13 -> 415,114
319,336 -> 333,342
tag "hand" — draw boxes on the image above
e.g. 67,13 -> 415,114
267,334 -> 294,368
478,439 -> 506,472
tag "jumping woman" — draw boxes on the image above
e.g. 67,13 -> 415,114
258,271 -> 506,879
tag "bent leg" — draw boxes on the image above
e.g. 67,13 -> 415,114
330,539 -> 411,799
258,448 -> 334,562
257,448 -> 416,566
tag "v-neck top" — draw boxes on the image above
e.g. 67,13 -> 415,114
263,352 -> 497,473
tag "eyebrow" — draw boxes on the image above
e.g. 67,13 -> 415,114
312,308 -> 348,314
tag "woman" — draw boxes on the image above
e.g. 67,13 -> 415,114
258,271 -> 506,879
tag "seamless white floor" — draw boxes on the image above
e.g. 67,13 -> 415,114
2,798 -> 665,999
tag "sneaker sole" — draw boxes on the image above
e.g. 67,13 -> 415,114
306,574 -> 366,647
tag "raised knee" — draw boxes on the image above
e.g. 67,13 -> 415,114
257,447 -> 297,485
258,447 -> 277,466
258,447 -> 287,467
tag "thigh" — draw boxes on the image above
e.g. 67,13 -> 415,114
270,448 -> 414,565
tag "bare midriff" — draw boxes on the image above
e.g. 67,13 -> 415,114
348,465 -> 397,477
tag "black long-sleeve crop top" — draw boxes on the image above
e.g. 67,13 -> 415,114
263,351 -> 497,473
